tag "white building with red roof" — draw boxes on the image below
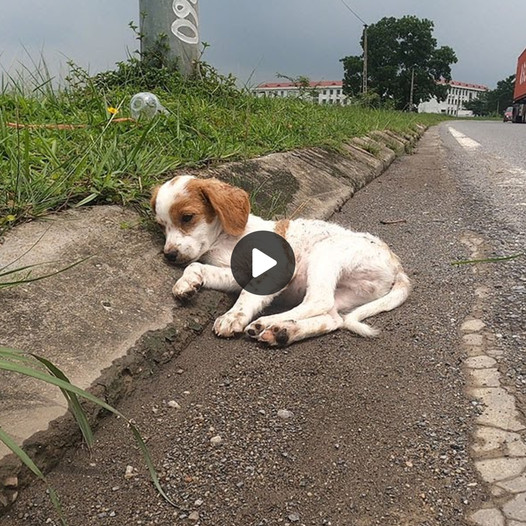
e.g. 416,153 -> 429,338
254,80 -> 347,105
418,80 -> 489,116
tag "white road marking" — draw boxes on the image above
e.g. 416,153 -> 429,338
448,127 -> 481,150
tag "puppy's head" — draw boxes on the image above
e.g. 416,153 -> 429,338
151,175 -> 250,265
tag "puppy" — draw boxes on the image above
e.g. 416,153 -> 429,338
151,175 -> 411,346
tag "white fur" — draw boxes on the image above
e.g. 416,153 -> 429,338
153,176 -> 411,346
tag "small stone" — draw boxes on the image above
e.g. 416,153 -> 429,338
210,435 -> 223,446
189,511 -> 200,521
278,409 -> 293,419
124,465 -> 135,479
3,476 -> 18,489
194,499 -> 203,506
167,400 -> 181,409
288,512 -> 300,522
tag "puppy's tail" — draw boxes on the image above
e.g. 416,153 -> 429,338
343,271 -> 411,337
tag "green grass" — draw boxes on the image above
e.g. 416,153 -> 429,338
0,61 -> 448,232
0,346 -> 176,525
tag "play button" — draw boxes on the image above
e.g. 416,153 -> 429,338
252,248 -> 277,278
231,231 -> 295,295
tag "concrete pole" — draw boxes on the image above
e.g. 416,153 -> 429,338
362,24 -> 368,94
409,67 -> 415,111
139,0 -> 200,78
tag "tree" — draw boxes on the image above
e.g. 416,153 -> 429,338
341,16 -> 457,110
488,75 -> 515,113
464,75 -> 515,116
463,93 -> 489,116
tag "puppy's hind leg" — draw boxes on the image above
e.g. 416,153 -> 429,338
342,271 -> 411,337
249,245 -> 343,329
247,312 -> 344,347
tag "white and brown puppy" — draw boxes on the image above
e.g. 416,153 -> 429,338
151,175 -> 411,346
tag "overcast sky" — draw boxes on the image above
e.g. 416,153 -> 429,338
0,0 -> 525,90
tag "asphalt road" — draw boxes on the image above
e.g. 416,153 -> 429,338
3,122 -> 526,525
440,119 -> 526,424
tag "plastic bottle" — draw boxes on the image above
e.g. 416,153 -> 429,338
130,92 -> 169,121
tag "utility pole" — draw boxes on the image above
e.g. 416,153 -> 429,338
409,67 -> 415,111
362,24 -> 368,94
139,0 -> 200,78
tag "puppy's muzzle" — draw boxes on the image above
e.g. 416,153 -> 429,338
164,249 -> 180,263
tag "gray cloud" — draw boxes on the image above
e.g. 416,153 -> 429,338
0,0 -> 524,89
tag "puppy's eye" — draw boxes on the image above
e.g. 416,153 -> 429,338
181,214 -> 194,224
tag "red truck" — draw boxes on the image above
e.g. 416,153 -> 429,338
512,48 -> 526,122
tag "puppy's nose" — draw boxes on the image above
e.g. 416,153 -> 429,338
164,250 -> 179,263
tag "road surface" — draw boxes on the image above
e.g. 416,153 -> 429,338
3,122 -> 526,526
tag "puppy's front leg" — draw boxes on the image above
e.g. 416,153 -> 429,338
213,291 -> 277,338
173,262 -> 239,301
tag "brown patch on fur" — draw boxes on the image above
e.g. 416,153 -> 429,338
168,192 -> 214,233
188,178 -> 250,236
150,185 -> 160,212
274,219 -> 290,239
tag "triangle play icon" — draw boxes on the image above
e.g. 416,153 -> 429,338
251,248 -> 277,278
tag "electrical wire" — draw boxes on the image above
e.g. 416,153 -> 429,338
338,0 -> 367,26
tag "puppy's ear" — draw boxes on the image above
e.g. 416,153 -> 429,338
150,185 -> 160,212
199,179 -> 250,236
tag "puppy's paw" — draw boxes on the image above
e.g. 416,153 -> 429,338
213,312 -> 249,338
172,275 -> 202,302
245,320 -> 296,347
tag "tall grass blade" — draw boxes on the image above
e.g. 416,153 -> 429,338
0,257 -> 91,289
451,253 -> 524,266
0,426 -> 67,526
31,354 -> 94,449
0,349 -> 177,508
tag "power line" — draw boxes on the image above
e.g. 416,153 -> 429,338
338,0 -> 367,26
338,0 -> 369,94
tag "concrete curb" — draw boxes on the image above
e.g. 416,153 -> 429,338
0,124 -> 426,511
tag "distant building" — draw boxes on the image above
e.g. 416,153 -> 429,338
418,80 -> 489,116
254,80 -> 347,105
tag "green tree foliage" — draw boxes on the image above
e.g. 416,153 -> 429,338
464,75 -> 515,116
341,16 -> 457,110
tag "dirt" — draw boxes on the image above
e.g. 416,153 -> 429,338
2,128 -> 488,525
